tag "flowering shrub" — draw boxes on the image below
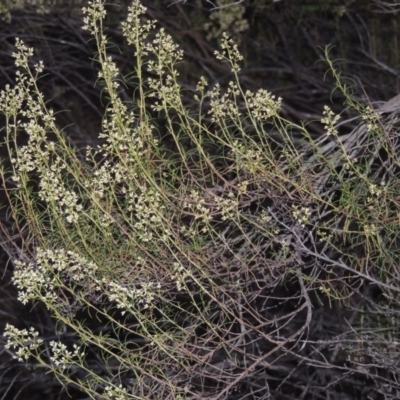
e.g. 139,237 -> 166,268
1,1 -> 400,399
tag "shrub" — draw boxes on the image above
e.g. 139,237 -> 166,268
1,0 -> 400,399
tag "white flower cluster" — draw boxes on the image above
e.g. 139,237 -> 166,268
365,181 -> 386,210
4,324 -> 43,362
230,140 -> 263,175
342,156 -> 358,173
0,83 -> 24,117
98,102 -> 145,163
215,192 -> 239,221
0,39 -> 83,225
183,189 -> 212,228
364,223 -> 378,236
369,182 -> 386,197
246,89 -> 282,122
107,281 -> 160,315
171,262 -> 191,292
146,28 -> 184,77
49,341 -> 85,370
207,81 -> 241,123
5,324 -> 86,374
292,205 -> 312,228
148,73 -> 182,112
318,229 -> 333,242
39,165 -> 83,224
259,209 -> 272,224
125,184 -> 167,243
98,56 -> 121,89
12,248 -> 98,306
256,209 -> 280,235
121,1 -> 155,56
12,37 -> 34,68
103,384 -> 130,400
196,76 -> 208,94
321,105 -> 340,136
82,0 -> 106,35
214,32 -> 244,73
361,106 -> 379,132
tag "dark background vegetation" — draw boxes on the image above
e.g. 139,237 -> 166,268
0,0 -> 400,399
